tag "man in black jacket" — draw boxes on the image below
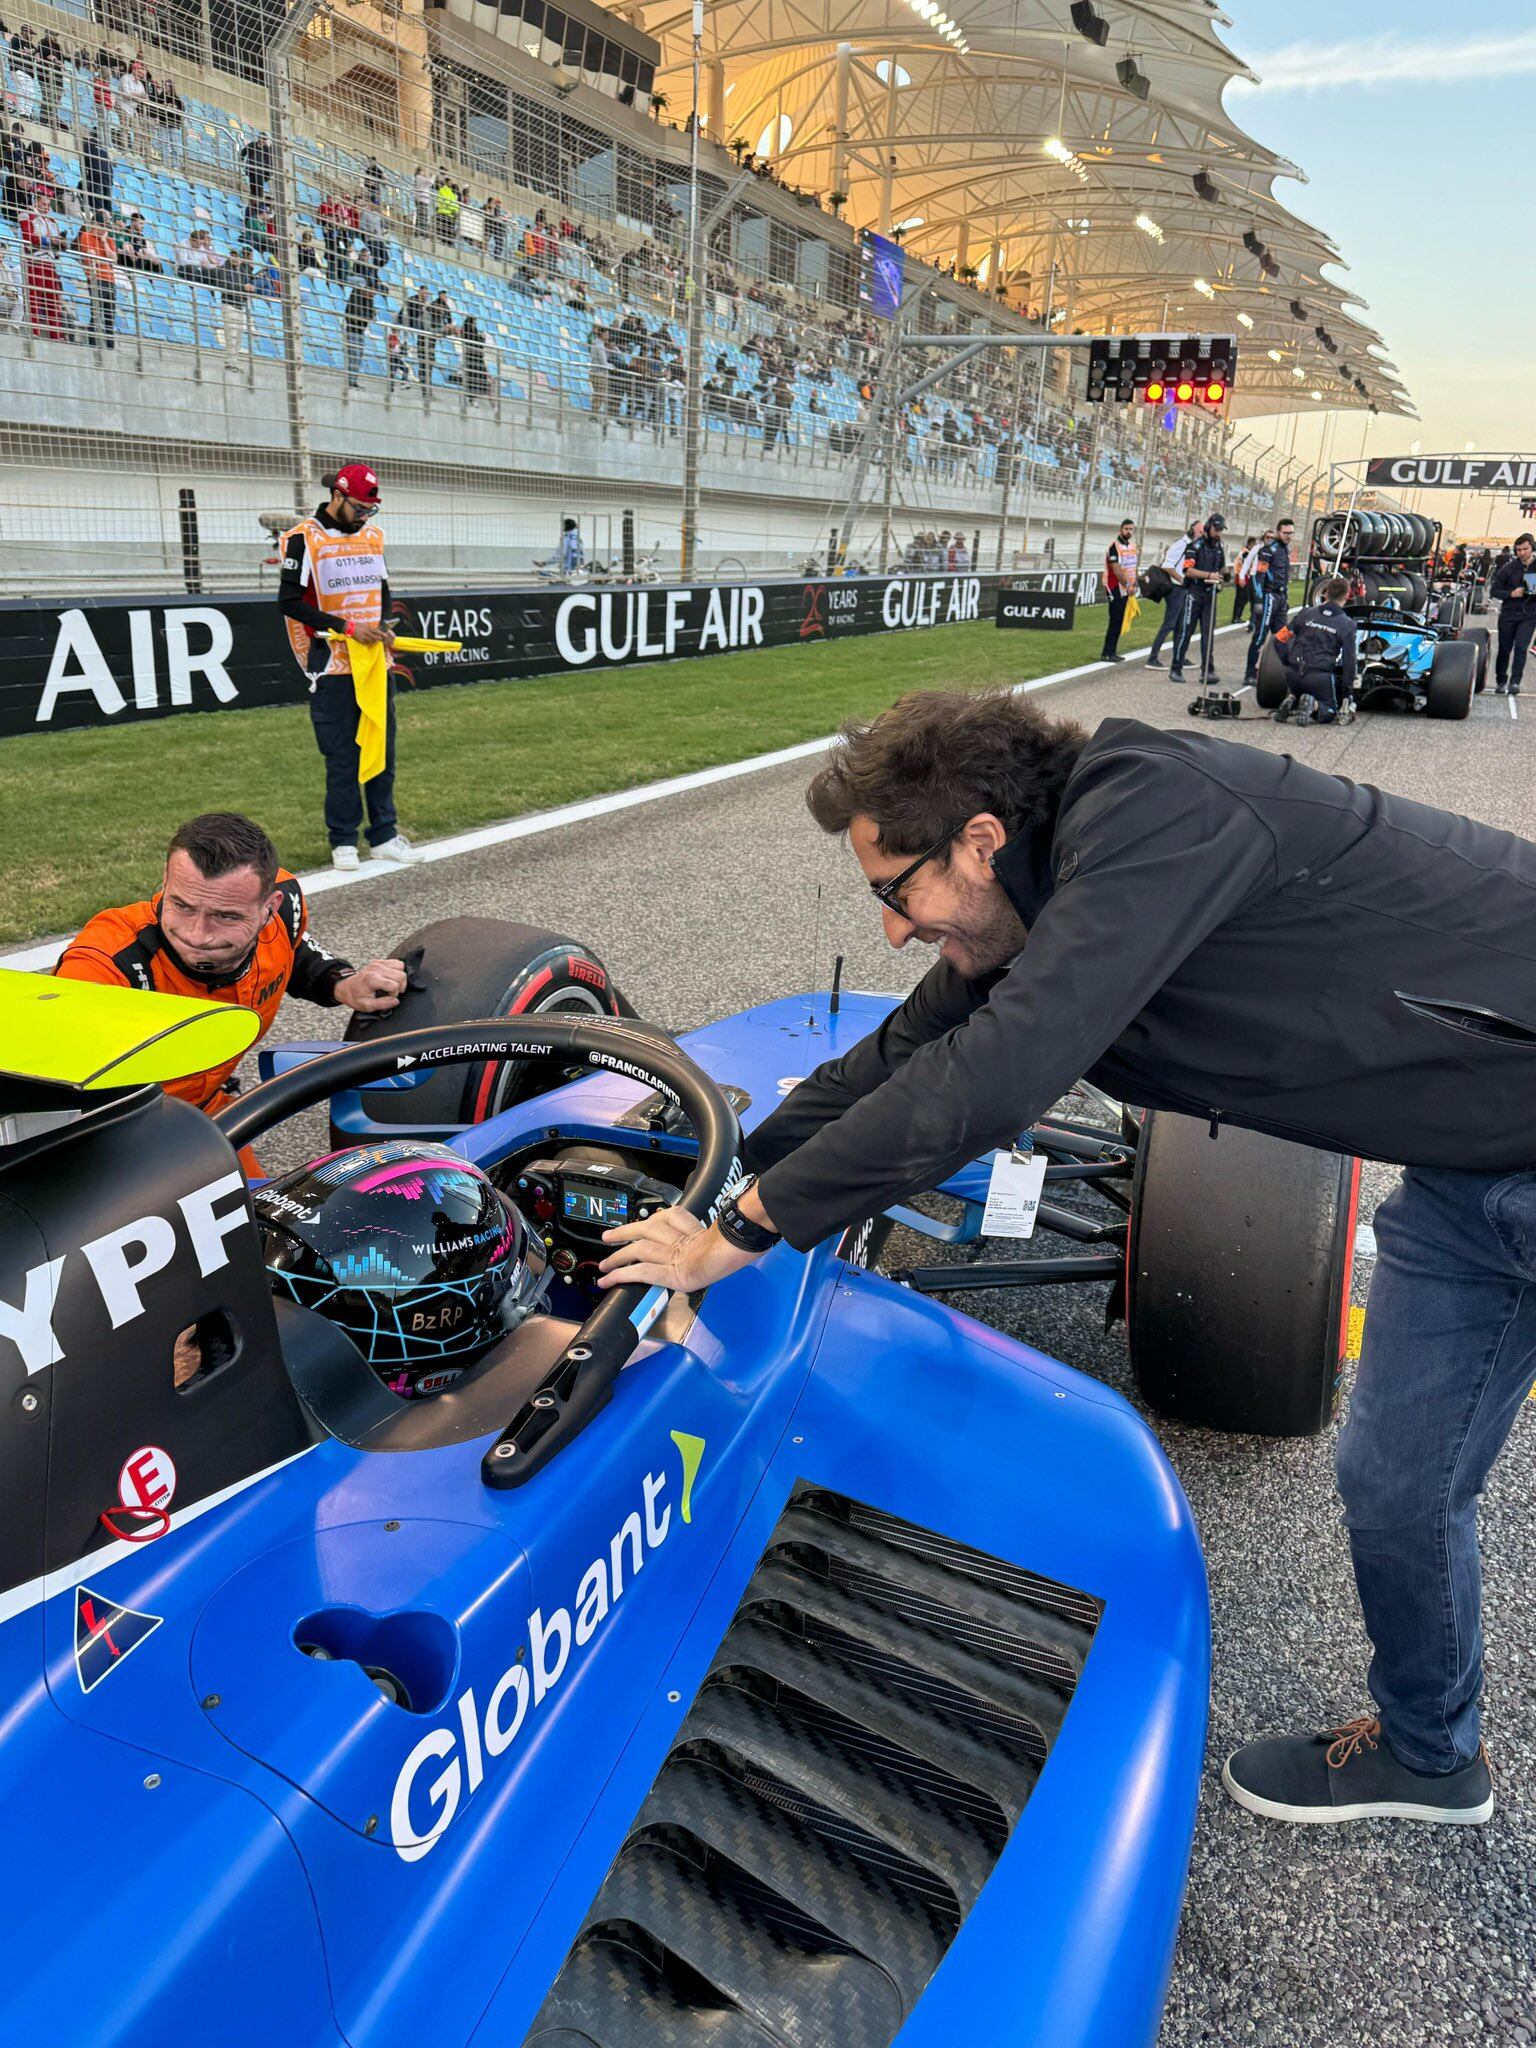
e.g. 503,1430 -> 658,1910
1169,513 -> 1226,682
1489,532 -> 1536,694
1272,575 -> 1356,724
603,690 -> 1534,1829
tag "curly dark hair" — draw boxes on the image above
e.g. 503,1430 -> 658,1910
806,689 -> 1088,854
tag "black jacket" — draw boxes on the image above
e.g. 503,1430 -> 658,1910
1490,556 -> 1536,605
750,719 -> 1536,1248
1284,602 -> 1357,687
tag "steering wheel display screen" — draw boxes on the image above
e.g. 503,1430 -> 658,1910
561,1180 -> 632,1229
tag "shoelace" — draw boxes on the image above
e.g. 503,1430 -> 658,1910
1325,1716 -> 1382,1770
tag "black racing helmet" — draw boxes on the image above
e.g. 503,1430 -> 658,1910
254,1140 -> 546,1398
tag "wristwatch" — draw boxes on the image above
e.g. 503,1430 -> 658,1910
715,1176 -> 782,1255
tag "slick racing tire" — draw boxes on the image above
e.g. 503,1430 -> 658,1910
1125,1110 -> 1358,1436
1458,625 -> 1491,692
334,917 -> 629,1145
1426,639 -> 1477,720
1254,637 -> 1290,710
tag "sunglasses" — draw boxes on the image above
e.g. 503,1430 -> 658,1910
869,831 -> 955,918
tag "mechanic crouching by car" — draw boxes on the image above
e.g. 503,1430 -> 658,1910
55,811 -> 407,1173
603,688 -> 1536,1832
1271,575 -> 1357,725
1489,531 -> 1536,695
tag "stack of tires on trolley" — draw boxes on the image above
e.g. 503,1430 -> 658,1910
1310,508 -> 1450,616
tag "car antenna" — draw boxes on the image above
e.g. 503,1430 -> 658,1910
808,886 -> 822,1027
829,953 -> 844,1016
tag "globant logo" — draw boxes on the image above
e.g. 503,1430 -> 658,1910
388,1429 -> 707,1862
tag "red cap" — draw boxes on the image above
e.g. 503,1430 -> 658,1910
333,461 -> 381,504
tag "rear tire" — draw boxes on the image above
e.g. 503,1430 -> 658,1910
334,917 -> 626,1145
1426,640 -> 1476,720
1254,637 -> 1290,710
1125,1111 -> 1358,1436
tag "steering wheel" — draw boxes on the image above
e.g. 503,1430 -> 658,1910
215,1017 -> 742,1489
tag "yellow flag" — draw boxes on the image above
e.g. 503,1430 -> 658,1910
346,637 -> 390,784
1123,593 -> 1141,633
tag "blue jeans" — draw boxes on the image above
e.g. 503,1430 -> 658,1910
309,673 -> 398,847
1336,1165 -> 1536,1772
1149,585 -> 1186,658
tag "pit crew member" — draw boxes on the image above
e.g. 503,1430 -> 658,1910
56,811 -> 407,1157
1489,532 -> 1536,695
279,461 -> 420,871
1232,532 -> 1261,623
1168,513 -> 1226,682
605,688 -> 1536,1832
1144,522 -> 1196,670
1271,575 -> 1356,725
1243,517 -> 1293,684
1099,518 -> 1137,663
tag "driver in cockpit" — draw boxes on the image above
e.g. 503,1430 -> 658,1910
252,1139 -> 549,1398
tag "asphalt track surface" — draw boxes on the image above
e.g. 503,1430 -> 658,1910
253,618 -> 1534,2048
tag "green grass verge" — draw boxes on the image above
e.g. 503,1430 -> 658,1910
0,593 -> 1206,947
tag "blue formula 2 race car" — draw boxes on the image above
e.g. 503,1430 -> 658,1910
0,917 -> 1361,2048
1255,597 -> 1491,720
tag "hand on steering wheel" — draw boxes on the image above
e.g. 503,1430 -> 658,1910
598,1209 -> 757,1294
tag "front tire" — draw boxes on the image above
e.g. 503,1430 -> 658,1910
335,917 -> 626,1144
1125,1111 -> 1358,1435
1254,637 -> 1290,710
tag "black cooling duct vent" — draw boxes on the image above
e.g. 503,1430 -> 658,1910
522,1485 -> 1101,2046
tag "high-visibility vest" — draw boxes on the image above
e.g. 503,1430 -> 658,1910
280,515 -> 387,676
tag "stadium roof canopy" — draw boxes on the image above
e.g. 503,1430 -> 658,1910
635,0 -> 1412,419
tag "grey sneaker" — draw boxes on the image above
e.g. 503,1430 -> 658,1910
331,844 -> 361,872
1223,1716 -> 1494,1826
1294,692 -> 1318,726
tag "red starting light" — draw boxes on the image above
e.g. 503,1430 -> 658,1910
1144,379 -> 1165,402
1175,379 -> 1195,403
1205,379 -> 1226,403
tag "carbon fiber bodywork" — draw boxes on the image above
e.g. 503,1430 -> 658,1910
523,1486 -> 1100,2045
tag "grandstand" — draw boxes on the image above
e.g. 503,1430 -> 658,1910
0,0 -> 1409,593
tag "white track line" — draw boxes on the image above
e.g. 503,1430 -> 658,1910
0,621 -> 1246,972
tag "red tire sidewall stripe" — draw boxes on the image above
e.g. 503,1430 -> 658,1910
470,964 -> 555,1123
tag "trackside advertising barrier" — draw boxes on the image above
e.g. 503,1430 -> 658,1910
0,571 -> 1104,738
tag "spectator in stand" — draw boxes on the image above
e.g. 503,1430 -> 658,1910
1,155 -> 28,232
0,239 -> 21,328
317,192 -> 357,282
81,127 -> 112,213
949,533 -> 971,572
242,195 -> 275,254
116,56 -> 149,155
483,195 -> 506,260
356,188 -> 388,273
589,326 -> 610,417
296,228 -> 320,275
20,186 -> 69,340
148,72 -> 185,166
387,324 -> 409,383
763,374 -> 791,450
427,289 -> 453,377
342,270 -> 376,389
215,244 -> 255,364
434,173 -> 460,245
76,206 -> 118,348
557,517 -> 584,577
412,166 -> 433,237
458,313 -> 489,403
90,63 -> 117,144
362,156 -> 384,208
242,130 -> 273,200
8,26 -> 40,121
37,33 -> 65,129
400,281 -> 429,383
174,225 -> 217,281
